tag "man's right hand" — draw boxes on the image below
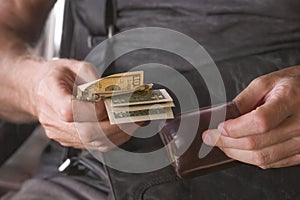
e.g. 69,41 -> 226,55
31,59 -> 139,151
0,0 -> 139,151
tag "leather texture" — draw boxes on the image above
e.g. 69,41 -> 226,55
160,102 -> 241,178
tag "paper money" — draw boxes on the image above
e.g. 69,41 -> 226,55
104,99 -> 175,112
76,71 -> 144,101
76,71 -> 175,124
110,89 -> 173,107
106,106 -> 174,124
104,89 -> 174,124
94,84 -> 154,99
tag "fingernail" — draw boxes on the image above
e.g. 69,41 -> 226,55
203,134 -> 213,146
203,130 -> 219,146
218,122 -> 228,136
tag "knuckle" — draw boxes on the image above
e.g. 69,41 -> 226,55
80,131 -> 95,143
283,82 -> 299,107
59,142 -> 71,147
251,77 -> 268,89
223,150 -> 234,160
59,106 -> 73,122
218,147 -> 232,159
39,115 -> 48,126
244,136 -> 261,150
102,124 -> 121,135
253,151 -> 270,166
89,140 -> 104,147
98,146 -> 110,152
252,110 -> 270,133
221,122 -> 233,137
277,98 -> 289,114
218,136 -> 226,147
258,165 -> 269,170
45,130 -> 56,140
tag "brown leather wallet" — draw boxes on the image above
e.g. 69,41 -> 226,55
159,102 -> 241,178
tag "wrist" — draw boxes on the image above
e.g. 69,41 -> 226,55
15,56 -> 48,119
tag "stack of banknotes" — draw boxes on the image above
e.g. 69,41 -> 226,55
76,71 -> 174,124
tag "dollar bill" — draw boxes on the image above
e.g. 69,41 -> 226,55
110,89 -> 173,107
104,89 -> 174,124
76,71 -> 144,101
104,99 -> 175,112
98,84 -> 153,98
106,107 -> 174,124
75,71 -> 175,124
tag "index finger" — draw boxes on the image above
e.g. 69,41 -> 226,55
220,95 -> 292,138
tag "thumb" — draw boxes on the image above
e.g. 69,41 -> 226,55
233,78 -> 271,114
75,62 -> 100,84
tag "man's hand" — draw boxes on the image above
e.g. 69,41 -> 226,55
33,59 -> 139,151
0,0 -> 139,152
203,66 -> 300,169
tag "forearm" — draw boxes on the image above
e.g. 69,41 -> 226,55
0,53 -> 43,122
0,0 -> 56,122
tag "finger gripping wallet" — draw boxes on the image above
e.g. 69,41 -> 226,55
159,102 -> 241,178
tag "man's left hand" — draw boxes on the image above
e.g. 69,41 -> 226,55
203,66 -> 300,169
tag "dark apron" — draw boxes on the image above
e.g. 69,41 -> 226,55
0,122 -> 37,166
58,0 -> 300,199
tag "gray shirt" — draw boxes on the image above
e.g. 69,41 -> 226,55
117,0 -> 300,61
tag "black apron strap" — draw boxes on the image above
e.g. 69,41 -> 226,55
60,0 -> 117,59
